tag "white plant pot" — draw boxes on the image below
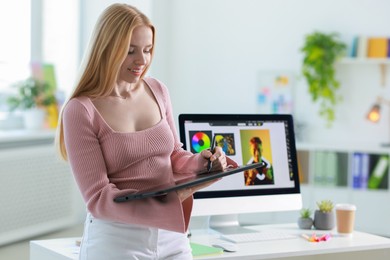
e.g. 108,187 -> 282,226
23,108 -> 46,130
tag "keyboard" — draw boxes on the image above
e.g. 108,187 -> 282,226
220,231 -> 297,243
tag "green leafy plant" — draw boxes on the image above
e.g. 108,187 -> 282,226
301,31 -> 347,126
300,208 -> 312,219
7,78 -> 56,111
316,200 -> 334,213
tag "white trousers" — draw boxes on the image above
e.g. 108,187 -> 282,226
79,213 -> 192,260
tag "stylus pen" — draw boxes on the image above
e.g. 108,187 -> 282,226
207,135 -> 216,172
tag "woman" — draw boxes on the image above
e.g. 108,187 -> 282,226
55,3 -> 234,259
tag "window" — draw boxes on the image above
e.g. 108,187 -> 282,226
0,0 -> 31,112
0,0 -> 79,129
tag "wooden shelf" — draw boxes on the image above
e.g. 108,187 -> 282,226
337,57 -> 389,86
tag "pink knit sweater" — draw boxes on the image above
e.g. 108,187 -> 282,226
63,77 -> 206,233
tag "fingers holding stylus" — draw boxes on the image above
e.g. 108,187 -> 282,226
202,146 -> 227,171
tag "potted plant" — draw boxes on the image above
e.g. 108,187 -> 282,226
314,200 -> 335,230
7,77 -> 57,130
301,31 -> 347,127
297,208 -> 313,229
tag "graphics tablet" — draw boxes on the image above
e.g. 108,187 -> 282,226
113,161 -> 266,202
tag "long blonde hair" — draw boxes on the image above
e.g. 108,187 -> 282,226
55,3 -> 155,160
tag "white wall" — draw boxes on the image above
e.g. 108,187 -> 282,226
151,0 -> 390,145
79,0 -> 390,146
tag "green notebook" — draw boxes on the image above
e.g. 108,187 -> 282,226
190,242 -> 224,257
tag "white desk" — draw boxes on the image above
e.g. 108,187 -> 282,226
30,224 -> 390,260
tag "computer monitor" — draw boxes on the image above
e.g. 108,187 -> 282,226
178,114 -> 302,234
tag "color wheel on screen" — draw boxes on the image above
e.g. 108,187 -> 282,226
191,132 -> 211,153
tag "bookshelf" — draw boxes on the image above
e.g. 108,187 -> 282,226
296,142 -> 390,236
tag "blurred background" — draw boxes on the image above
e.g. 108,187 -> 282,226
0,0 -> 390,258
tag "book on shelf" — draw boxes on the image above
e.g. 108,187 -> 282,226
367,37 -> 388,58
388,38 -> 390,57
349,36 -> 390,59
297,157 -> 306,184
352,152 -> 362,188
325,152 -> 337,186
349,36 -> 358,57
313,151 -> 338,187
337,153 -> 349,186
351,153 -> 389,190
367,155 -> 389,190
361,153 -> 370,189
356,36 -> 368,58
314,151 -> 325,185
353,152 -> 370,189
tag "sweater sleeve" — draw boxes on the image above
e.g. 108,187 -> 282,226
63,98 -> 117,210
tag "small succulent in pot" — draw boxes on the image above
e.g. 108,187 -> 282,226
298,208 -> 313,229
314,200 -> 335,230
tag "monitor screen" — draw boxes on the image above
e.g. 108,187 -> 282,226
178,114 -> 302,233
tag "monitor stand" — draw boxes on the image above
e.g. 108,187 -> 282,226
208,214 -> 257,235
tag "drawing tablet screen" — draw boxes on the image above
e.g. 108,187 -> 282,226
114,162 -> 265,202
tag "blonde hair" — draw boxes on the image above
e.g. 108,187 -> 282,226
55,3 -> 155,160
